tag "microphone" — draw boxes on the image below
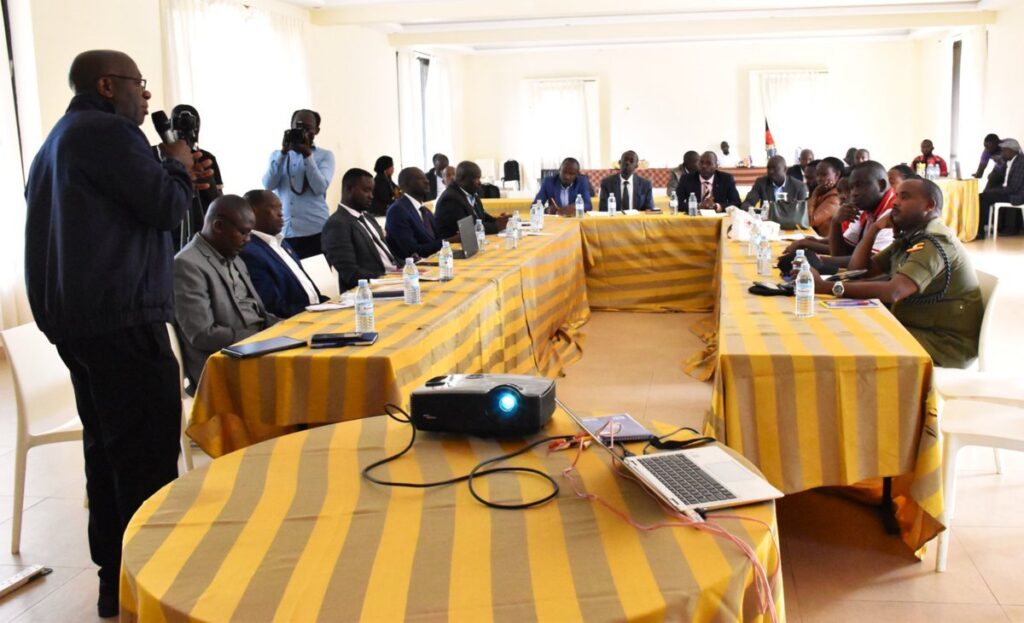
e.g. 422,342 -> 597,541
151,111 -> 176,145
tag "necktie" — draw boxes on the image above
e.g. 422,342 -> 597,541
622,180 -> 630,210
419,206 -> 435,237
360,214 -> 396,265
701,180 -> 711,201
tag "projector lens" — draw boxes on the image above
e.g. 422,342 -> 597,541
494,389 -> 519,417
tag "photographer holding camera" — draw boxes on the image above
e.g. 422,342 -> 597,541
170,104 -> 224,249
262,109 -> 335,258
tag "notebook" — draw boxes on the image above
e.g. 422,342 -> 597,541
578,413 -> 653,443
221,336 -> 305,358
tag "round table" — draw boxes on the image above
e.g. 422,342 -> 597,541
121,411 -> 783,622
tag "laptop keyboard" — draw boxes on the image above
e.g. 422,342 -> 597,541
637,453 -> 736,506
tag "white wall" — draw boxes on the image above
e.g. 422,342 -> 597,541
983,1 -> 1024,143
461,38 -> 942,184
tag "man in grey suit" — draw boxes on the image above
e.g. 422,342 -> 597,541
174,195 -> 277,392
741,155 -> 809,210
598,150 -> 655,211
322,168 -> 400,292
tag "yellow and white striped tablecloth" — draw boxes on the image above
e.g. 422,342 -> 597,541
580,215 -> 722,312
188,220 -> 589,457
428,196 -> 673,217
936,178 -> 979,242
703,226 -> 944,552
122,411 -> 784,623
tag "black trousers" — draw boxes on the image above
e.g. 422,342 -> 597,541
979,189 -> 1024,238
285,233 -> 323,259
55,323 -> 181,589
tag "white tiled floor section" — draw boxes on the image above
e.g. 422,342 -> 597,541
0,236 -> 1022,622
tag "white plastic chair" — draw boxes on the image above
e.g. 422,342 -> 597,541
1,322 -> 83,555
166,323 -> 194,473
935,398 -> 1024,572
301,253 -> 341,300
989,202 -> 1024,242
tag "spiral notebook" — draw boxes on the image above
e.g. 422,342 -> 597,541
578,413 -> 653,443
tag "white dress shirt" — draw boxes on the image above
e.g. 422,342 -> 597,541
436,173 -> 447,196
406,194 -> 427,224
342,204 -> 397,271
718,153 -> 738,168
250,230 -> 320,304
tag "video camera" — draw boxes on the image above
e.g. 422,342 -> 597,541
171,106 -> 200,150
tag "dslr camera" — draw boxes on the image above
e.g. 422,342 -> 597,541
171,106 -> 200,150
284,124 -> 308,148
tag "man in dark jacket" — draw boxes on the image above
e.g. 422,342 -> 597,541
676,151 -> 741,212
434,161 -> 510,238
322,168 -> 399,291
741,155 -> 809,210
24,49 -> 208,618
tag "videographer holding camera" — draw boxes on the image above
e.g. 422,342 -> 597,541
171,104 -> 224,249
261,109 -> 335,258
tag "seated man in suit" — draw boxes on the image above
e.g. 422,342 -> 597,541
434,161 -> 510,238
598,150 -> 655,212
534,157 -> 591,214
386,167 -> 458,262
667,151 -> 699,197
322,168 -> 399,292
427,153 -> 449,200
741,155 -> 808,210
238,189 -> 324,318
786,148 -> 815,183
978,138 -> 1024,238
174,195 -> 278,392
676,151 -> 741,212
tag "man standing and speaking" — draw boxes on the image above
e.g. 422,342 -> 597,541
24,50 -> 210,618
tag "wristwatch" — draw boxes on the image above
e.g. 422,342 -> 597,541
832,281 -> 845,298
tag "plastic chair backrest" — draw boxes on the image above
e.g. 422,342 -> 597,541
503,160 -> 520,181
301,253 -> 341,300
0,322 -> 77,438
975,269 -> 999,371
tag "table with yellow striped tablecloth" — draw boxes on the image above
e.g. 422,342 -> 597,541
936,177 -> 980,242
703,226 -> 944,552
188,219 -> 589,457
121,411 -> 784,623
580,214 -> 723,312
424,196 -> 673,217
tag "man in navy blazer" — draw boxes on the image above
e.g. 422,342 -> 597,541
238,189 -> 324,318
535,157 -> 591,213
598,150 -> 655,211
386,167 -> 457,261
676,151 -> 741,212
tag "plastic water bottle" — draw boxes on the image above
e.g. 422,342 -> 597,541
791,248 -> 806,275
795,262 -> 815,318
575,194 -> 585,218
607,194 -> 617,216
748,219 -> 761,257
669,191 -> 679,215
474,218 -> 486,251
757,237 -> 773,275
439,240 -> 454,282
687,192 -> 698,216
534,201 -> 545,230
505,218 -> 519,249
402,258 -> 421,304
355,279 -> 375,331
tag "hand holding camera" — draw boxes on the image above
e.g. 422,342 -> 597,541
282,127 -> 311,158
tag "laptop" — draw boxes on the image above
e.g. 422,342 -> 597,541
558,399 -> 784,513
452,215 -> 478,259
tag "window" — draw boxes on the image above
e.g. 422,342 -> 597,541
749,70 -> 827,166
523,78 -> 600,182
397,51 -> 454,170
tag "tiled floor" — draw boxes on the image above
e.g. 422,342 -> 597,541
0,236 -> 1022,622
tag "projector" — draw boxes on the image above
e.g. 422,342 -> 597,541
409,374 -> 556,436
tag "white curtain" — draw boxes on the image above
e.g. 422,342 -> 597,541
955,27 -> 987,175
423,55 -> 454,168
522,79 -> 600,188
0,17 -> 32,329
396,50 -> 425,170
757,71 -> 827,166
161,0 -> 311,192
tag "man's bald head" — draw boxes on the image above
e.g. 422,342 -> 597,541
203,195 -> 255,258
68,50 -> 133,94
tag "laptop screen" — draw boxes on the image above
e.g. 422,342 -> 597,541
457,215 -> 478,258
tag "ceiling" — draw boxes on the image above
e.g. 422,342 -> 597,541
276,0 -> 1004,52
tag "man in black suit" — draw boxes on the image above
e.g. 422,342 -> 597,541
386,167 -> 457,261
598,150 -> 655,211
786,148 -> 814,183
676,151 -> 741,212
427,153 -> 449,200
434,161 -> 510,238
322,168 -> 399,292
979,138 -> 1024,238
742,155 -> 809,210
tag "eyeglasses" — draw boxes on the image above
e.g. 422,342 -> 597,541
101,74 -> 147,90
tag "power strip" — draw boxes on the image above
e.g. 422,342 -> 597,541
0,565 -> 52,599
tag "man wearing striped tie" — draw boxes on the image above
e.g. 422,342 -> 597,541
676,151 -> 742,213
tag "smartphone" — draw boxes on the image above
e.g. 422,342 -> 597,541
309,332 -> 379,348
824,269 -> 868,282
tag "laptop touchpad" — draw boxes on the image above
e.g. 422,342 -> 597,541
705,461 -> 755,482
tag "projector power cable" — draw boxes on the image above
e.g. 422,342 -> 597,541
361,404 -> 576,510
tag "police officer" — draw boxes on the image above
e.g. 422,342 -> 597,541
808,177 -> 983,368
